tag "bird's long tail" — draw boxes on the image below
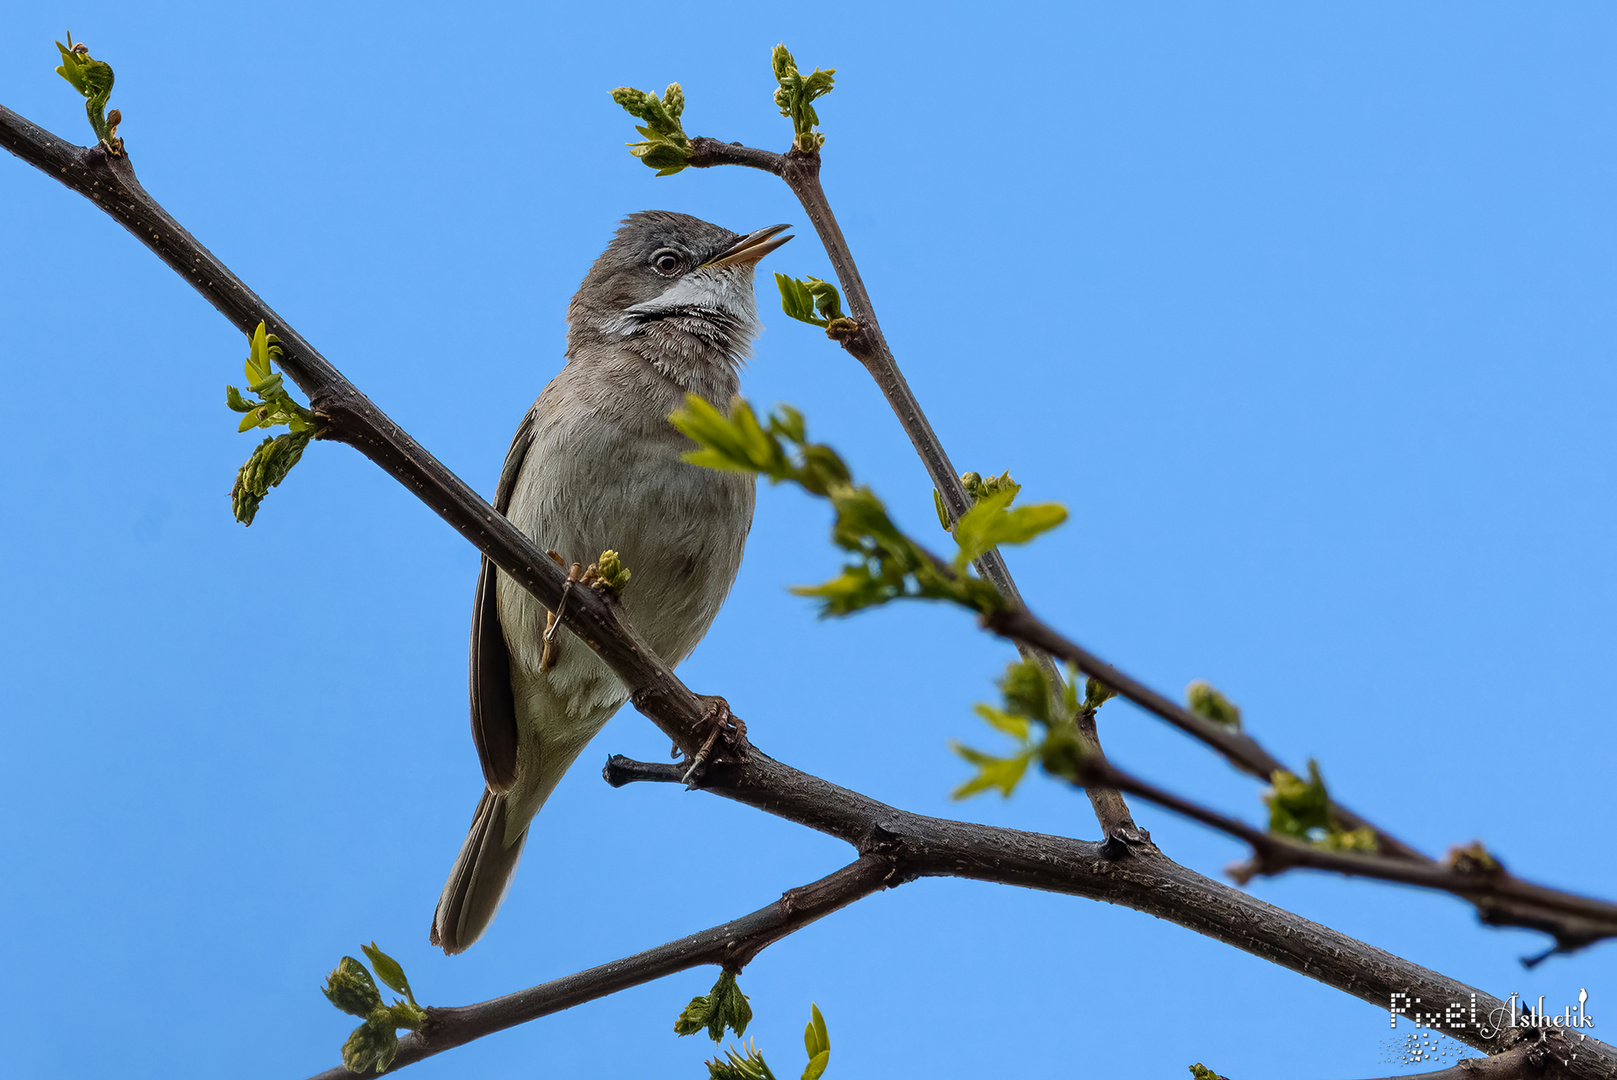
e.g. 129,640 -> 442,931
431,788 -> 528,954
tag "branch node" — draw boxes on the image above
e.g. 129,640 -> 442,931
1099,826 -> 1151,862
601,754 -> 684,787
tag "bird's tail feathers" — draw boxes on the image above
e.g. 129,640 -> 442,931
431,788 -> 527,954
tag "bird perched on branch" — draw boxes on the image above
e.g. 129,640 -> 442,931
432,211 -> 793,953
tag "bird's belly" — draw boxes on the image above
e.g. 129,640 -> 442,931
496,423 -> 754,714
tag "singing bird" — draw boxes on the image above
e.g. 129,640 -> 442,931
432,212 -> 792,953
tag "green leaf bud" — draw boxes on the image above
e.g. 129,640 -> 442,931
340,1015 -> 399,1074
323,956 -> 383,1018
1186,680 -> 1242,730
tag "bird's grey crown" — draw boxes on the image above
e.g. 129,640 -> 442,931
565,211 -> 764,395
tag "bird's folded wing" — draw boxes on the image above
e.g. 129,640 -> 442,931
468,407 -> 537,792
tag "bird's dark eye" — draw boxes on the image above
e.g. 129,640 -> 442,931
651,250 -> 684,276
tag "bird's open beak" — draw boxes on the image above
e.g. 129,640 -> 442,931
703,223 -> 794,268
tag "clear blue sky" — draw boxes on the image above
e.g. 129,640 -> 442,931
2,3 -> 1614,1077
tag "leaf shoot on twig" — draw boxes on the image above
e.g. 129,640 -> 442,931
669,397 -> 1067,616
1265,760 -> 1378,853
952,659 -> 1113,800
321,945 -> 427,1074
771,44 -> 835,153
53,35 -> 122,153
775,274 -> 858,339
226,321 -> 320,525
675,969 -> 753,1043
611,83 -> 693,175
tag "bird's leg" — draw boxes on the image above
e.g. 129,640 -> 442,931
681,694 -> 748,787
541,559 -> 582,672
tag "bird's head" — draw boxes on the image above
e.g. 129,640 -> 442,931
568,211 -> 793,377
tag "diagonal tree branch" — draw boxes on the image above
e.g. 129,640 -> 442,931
984,601 -> 1431,853
1336,1043 -> 1556,1080
304,856 -> 895,1079
1068,755 -> 1617,953
6,103 -> 1615,1079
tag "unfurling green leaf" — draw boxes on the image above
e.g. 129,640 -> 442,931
801,1003 -> 830,1080
361,942 -> 416,1007
676,970 -> 753,1044
774,274 -> 850,337
670,395 -> 1007,617
772,44 -> 836,152
611,82 -> 694,175
950,742 -> 1033,799
1186,680 -> 1242,730
951,487 -> 1068,572
958,660 -> 1103,798
54,35 -> 121,153
1264,760 -> 1379,853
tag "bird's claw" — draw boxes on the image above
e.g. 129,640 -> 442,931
681,695 -> 747,787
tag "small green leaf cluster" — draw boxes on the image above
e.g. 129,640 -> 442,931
1446,840 -> 1502,874
950,483 -> 1068,574
1189,1064 -> 1229,1080
54,36 -> 121,153
611,83 -> 693,175
322,944 -> 426,1075
671,396 -> 1063,616
774,274 -> 855,338
704,1004 -> 830,1080
676,970 -> 754,1043
771,44 -> 835,152
593,548 -> 631,593
226,321 -> 318,525
1265,761 -> 1378,853
933,470 -> 1020,530
1186,680 -> 1242,731
952,660 -> 1113,800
